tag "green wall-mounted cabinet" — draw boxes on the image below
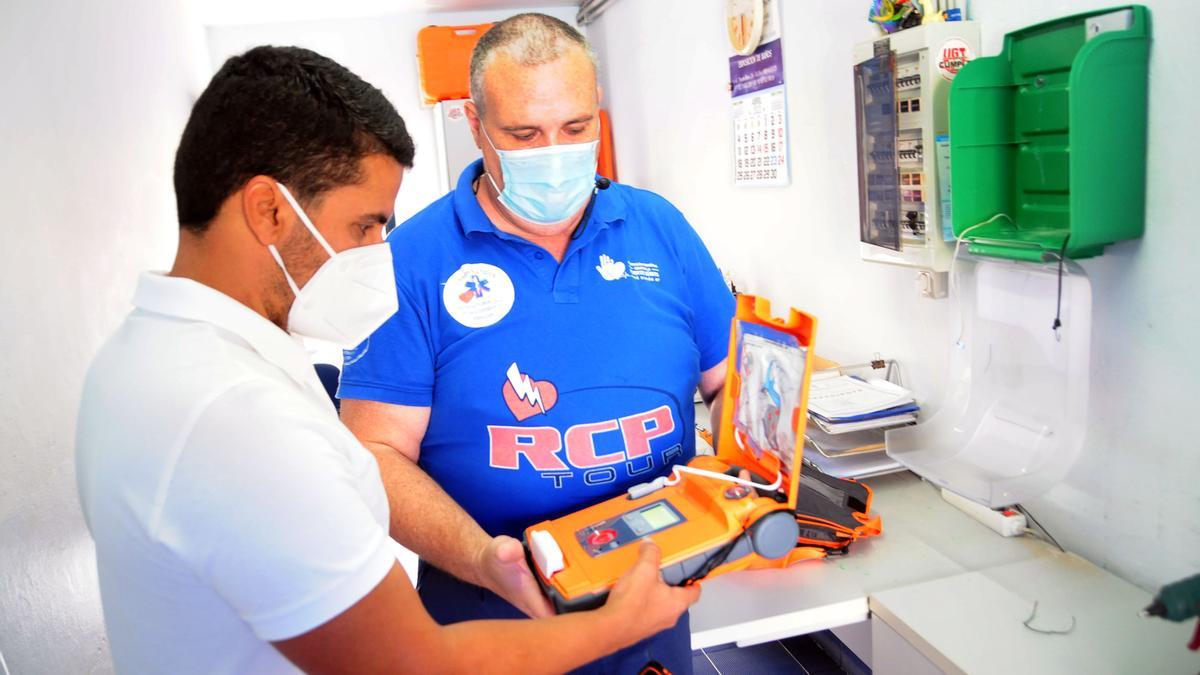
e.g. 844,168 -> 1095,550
949,6 -> 1151,261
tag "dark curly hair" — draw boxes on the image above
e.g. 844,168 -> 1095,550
173,45 -> 415,232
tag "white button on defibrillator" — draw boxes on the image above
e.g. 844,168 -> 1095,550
528,529 -> 565,578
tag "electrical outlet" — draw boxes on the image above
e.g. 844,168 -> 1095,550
917,270 -> 948,298
941,488 -> 1028,537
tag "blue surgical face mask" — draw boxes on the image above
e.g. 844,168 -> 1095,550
481,125 -> 599,226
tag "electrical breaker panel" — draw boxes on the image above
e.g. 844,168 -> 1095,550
853,23 -> 980,272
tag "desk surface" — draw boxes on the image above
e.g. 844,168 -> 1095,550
689,470 -> 1055,649
870,553 -> 1197,674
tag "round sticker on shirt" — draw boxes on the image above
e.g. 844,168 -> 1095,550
442,263 -> 515,328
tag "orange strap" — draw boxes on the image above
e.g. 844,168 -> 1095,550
747,546 -> 828,570
853,512 -> 883,537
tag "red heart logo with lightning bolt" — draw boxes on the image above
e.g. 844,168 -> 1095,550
502,363 -> 558,421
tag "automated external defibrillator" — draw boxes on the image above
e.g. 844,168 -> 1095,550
524,295 -> 819,612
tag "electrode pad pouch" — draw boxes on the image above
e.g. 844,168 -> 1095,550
734,321 -> 805,468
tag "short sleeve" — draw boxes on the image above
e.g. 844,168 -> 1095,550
673,215 -> 735,371
338,277 -> 435,407
153,382 -> 397,642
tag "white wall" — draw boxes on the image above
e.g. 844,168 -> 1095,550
0,2 -> 210,673
589,0 -> 1200,591
205,5 -> 581,230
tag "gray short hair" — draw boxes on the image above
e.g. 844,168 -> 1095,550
469,13 -> 597,117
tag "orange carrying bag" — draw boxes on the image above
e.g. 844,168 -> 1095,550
691,432 -> 882,567
750,462 -> 882,568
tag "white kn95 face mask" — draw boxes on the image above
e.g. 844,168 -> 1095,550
268,182 -> 398,348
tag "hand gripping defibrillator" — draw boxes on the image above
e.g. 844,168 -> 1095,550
523,295 -> 818,613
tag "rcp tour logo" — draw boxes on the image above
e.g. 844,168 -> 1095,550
487,363 -> 685,487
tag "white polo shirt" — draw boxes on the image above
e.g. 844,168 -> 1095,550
76,273 -> 397,674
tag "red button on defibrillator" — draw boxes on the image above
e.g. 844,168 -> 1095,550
587,529 -> 617,546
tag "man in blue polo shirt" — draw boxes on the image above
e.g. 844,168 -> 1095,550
340,13 -> 733,674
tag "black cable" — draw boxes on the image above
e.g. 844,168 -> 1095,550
570,177 -> 610,241
1051,235 -> 1070,336
1016,504 -> 1066,553
679,533 -> 746,586
569,195 -> 596,241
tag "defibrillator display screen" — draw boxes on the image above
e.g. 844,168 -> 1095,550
639,503 -> 679,530
575,499 -> 685,557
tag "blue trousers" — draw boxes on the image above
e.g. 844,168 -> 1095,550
417,562 -> 692,674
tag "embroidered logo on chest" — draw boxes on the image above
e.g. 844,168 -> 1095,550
595,254 -> 659,282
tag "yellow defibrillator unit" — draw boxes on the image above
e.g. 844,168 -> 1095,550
524,295 -> 817,612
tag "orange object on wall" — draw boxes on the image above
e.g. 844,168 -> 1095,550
597,109 -> 617,182
418,24 -> 618,180
416,24 -> 492,105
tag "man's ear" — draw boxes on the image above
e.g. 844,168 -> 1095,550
464,100 -> 484,150
241,176 -> 290,247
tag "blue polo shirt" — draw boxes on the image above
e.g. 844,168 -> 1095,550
340,159 -> 734,538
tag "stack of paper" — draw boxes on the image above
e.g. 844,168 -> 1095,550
807,374 -> 919,435
802,425 -> 905,479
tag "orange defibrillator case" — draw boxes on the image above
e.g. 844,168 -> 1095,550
524,295 -> 817,612
416,24 -> 492,104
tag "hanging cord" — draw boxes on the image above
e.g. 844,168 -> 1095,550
949,214 -> 1013,348
1049,235 -> 1070,341
569,186 -> 601,241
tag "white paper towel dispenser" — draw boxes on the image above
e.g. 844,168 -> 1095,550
886,256 -> 1092,507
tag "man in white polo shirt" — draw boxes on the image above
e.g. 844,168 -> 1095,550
75,45 -> 697,675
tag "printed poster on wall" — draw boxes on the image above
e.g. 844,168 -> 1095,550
729,0 -> 789,188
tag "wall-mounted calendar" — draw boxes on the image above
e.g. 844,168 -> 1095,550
729,0 -> 789,188
732,88 -> 787,187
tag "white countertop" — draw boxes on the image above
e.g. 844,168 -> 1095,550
689,470 -> 1055,649
689,469 -> 1196,673
869,552 -> 1197,674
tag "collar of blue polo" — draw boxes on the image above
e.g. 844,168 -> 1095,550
451,158 -> 627,239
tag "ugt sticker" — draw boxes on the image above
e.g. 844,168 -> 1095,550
937,38 -> 974,81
